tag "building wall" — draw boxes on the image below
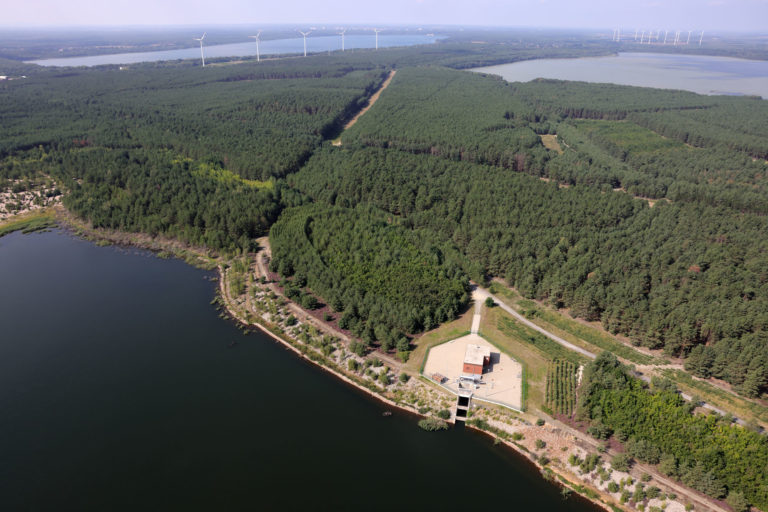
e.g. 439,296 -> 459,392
463,362 -> 483,375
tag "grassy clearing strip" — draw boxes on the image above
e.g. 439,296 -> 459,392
530,308 -> 655,365
497,316 -> 587,365
0,210 -> 56,238
489,282 -> 655,365
540,134 -> 564,154
660,369 -> 768,426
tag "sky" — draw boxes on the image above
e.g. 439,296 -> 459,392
5,0 -> 768,32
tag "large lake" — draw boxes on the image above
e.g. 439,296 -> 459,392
29,34 -> 439,67
0,229 -> 599,511
473,52 -> 768,99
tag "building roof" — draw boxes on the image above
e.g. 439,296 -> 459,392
464,344 -> 491,366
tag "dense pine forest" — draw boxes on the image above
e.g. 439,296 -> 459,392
269,204 -> 469,344
1,41 -> 767,395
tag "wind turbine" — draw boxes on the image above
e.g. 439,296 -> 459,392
299,30 -> 312,57
617,27 -> 621,42
634,28 -> 638,41
663,30 -> 668,44
194,32 -> 206,67
248,31 -> 262,62
699,30 -> 704,46
338,28 -> 346,51
686,30 -> 692,44
640,30 -> 645,44
373,28 -> 382,50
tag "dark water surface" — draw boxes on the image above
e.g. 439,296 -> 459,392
0,230 -> 599,511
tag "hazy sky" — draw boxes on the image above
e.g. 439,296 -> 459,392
6,0 -> 768,31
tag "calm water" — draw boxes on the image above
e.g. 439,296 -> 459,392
0,229 -> 599,511
28,35 -> 440,67
473,52 -> 768,98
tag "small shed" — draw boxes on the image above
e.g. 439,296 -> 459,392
462,344 -> 491,375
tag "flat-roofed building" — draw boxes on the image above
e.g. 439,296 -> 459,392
462,344 -> 491,375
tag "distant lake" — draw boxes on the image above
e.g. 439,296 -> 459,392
473,52 -> 768,99
0,229 -> 600,511
28,34 -> 440,67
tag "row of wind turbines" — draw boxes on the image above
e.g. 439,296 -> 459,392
612,28 -> 705,46
192,28 -> 385,68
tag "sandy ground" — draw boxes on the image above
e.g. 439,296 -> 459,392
423,333 -> 523,410
0,187 -> 60,221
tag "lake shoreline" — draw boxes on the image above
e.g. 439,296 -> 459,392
45,205 -> 705,512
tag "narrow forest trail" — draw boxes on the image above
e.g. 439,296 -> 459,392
332,70 -> 396,146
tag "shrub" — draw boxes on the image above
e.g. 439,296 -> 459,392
284,315 -> 297,326
579,453 -> 602,474
399,373 -> 409,383
607,481 -> 620,493
587,422 -> 613,440
726,492 -> 749,512
349,341 -> 366,357
418,418 -> 449,431
484,297 -> 495,307
347,359 -> 359,371
437,409 -> 451,420
536,418 -> 545,426
535,439 -> 546,450
611,453 -> 632,472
